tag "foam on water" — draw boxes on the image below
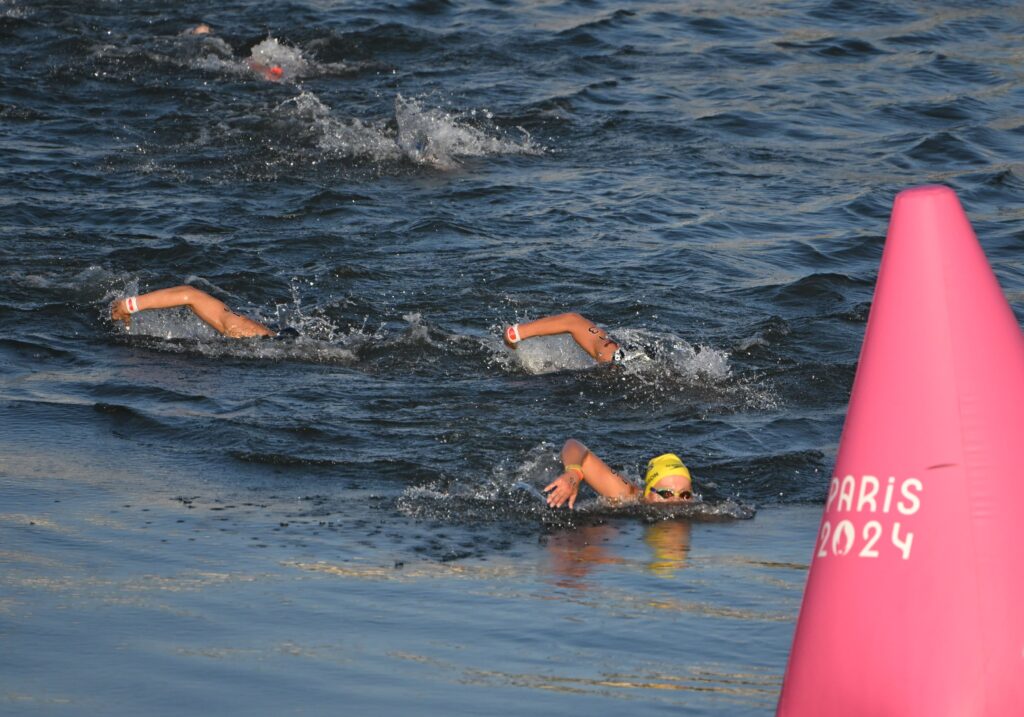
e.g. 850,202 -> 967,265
246,38 -> 310,80
185,35 -> 237,73
501,333 -> 597,373
497,328 -> 732,378
489,327 -> 777,411
284,92 -> 545,169
0,0 -> 27,19
394,95 -> 544,168
112,326 -> 359,365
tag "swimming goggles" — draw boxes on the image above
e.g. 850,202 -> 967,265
651,488 -> 693,501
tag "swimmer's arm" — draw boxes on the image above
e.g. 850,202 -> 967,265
513,313 -> 619,363
544,439 -> 638,509
111,285 -> 272,338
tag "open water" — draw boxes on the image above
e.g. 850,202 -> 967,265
2,1 -> 1023,714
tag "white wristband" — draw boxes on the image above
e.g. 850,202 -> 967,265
505,324 -> 522,344
124,296 -> 140,314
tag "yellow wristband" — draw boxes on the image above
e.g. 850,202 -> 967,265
564,464 -> 584,480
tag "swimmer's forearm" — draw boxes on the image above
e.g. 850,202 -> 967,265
560,439 -> 635,500
112,287 -> 202,322
133,286 -> 202,312
519,313 -> 591,340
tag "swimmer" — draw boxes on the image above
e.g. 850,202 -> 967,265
503,312 -> 646,364
181,23 -> 285,81
545,438 -> 694,509
111,285 -> 277,339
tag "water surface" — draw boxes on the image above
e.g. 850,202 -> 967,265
2,1 -> 1023,714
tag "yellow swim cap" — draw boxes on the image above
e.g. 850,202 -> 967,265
644,453 -> 691,497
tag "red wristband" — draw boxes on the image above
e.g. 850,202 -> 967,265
505,324 -> 522,344
125,296 -> 140,314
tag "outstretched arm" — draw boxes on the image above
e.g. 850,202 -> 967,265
111,285 -> 273,338
505,313 -> 620,363
544,438 -> 639,509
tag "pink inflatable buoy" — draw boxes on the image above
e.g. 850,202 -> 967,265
777,186 -> 1024,716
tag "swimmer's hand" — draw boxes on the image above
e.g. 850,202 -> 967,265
110,299 -> 132,329
544,471 -> 581,509
503,324 -> 522,350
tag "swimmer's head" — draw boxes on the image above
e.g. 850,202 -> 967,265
187,23 -> 212,35
269,65 -> 283,78
643,453 -> 693,503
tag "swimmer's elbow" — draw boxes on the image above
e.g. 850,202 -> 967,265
561,438 -> 588,456
173,285 -> 208,307
559,312 -> 587,326
172,284 -> 197,299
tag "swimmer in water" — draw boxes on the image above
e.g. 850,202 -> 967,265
111,285 -> 281,339
545,438 -> 694,509
503,312 -> 646,365
182,23 -> 285,81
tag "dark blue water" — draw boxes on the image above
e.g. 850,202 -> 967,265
3,1 -> 1023,714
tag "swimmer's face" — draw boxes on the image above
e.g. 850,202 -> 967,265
644,474 -> 694,503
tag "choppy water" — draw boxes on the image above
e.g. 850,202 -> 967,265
2,1 -> 1023,714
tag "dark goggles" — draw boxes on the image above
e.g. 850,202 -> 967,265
651,488 -> 693,501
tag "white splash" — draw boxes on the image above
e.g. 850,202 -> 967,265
281,92 -> 545,169
394,95 -> 543,169
668,341 -> 732,382
509,333 -> 596,374
246,37 -> 309,80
